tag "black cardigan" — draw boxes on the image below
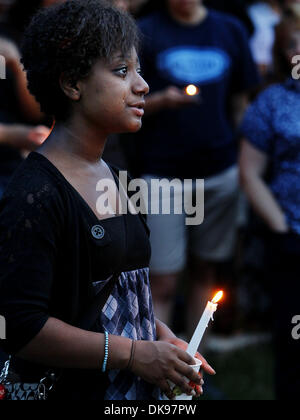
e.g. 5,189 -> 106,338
0,152 -> 150,377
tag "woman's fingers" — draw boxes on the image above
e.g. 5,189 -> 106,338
165,338 -> 216,376
195,352 -> 216,375
133,340 -> 213,399
167,371 -> 194,396
176,347 -> 197,365
158,380 -> 174,400
175,359 -> 201,385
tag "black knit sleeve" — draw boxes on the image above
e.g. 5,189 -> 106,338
0,174 -> 61,354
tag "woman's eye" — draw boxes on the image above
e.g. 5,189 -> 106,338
115,66 -> 128,77
137,68 -> 144,77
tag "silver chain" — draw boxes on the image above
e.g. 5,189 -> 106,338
0,356 -> 11,383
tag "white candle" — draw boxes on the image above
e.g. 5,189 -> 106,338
187,291 -> 223,358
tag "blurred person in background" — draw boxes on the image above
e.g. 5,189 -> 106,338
247,0 -> 282,79
123,0 -> 260,337
0,35 -> 50,198
128,0 -> 149,17
0,0 -> 63,372
110,0 -> 130,12
0,0 -> 14,21
6,0 -> 65,44
0,0 -> 66,198
239,6 -> 300,400
204,0 -> 255,36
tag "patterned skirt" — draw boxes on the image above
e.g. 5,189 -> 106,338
98,267 -> 161,400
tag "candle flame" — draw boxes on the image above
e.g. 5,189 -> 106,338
185,84 -> 199,96
212,291 -> 223,304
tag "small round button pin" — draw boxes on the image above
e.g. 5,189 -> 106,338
91,225 -> 105,239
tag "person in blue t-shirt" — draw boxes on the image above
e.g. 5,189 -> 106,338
124,0 -> 260,334
239,7 -> 300,399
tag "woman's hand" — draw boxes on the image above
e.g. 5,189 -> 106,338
153,318 -> 216,397
155,318 -> 216,376
161,336 -> 216,397
131,340 -> 202,400
163,336 -> 216,374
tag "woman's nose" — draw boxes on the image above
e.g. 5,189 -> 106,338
133,74 -> 150,96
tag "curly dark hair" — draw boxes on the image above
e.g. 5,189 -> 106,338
20,0 -> 140,121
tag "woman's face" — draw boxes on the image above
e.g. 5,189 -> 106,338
75,47 -> 149,134
167,0 -> 201,15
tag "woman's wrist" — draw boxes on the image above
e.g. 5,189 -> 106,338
155,318 -> 176,341
125,339 -> 136,371
106,334 -> 133,371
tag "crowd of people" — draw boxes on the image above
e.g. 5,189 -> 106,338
0,0 -> 299,401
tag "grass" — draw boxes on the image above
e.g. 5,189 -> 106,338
198,343 -> 275,400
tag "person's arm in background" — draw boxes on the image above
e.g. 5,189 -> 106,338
0,123 -> 50,151
144,86 -> 198,115
231,92 -> 250,127
239,139 -> 288,233
0,37 -> 44,122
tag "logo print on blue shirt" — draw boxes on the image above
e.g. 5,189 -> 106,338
157,46 -> 231,85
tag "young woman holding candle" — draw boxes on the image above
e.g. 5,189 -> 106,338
0,0 -> 215,400
239,5 -> 300,400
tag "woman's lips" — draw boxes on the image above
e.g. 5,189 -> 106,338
128,101 -> 145,117
129,106 -> 144,117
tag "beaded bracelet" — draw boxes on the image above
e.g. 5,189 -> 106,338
102,331 -> 109,373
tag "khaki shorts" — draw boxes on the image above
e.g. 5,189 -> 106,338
143,165 -> 240,274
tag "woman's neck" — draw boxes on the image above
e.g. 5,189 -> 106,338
38,120 -> 107,167
168,4 -> 207,26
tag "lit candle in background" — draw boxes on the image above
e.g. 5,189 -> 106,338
185,84 -> 199,96
187,291 -> 224,358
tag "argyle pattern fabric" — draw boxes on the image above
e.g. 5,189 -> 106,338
100,268 -> 161,400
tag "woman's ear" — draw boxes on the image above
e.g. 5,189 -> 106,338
59,73 -> 81,101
